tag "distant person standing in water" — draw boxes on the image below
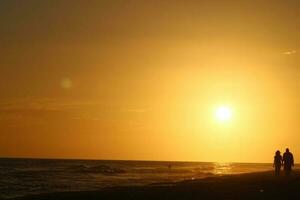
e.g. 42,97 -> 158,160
273,150 -> 282,175
168,164 -> 172,172
283,148 -> 294,175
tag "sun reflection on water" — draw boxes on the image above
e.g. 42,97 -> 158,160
214,162 -> 233,175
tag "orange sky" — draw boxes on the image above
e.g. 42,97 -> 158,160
0,0 -> 300,163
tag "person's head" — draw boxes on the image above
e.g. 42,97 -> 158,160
276,150 -> 280,156
286,148 -> 290,153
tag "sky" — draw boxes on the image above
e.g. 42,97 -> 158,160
0,0 -> 299,163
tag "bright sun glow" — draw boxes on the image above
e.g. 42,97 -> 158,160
215,106 -> 232,122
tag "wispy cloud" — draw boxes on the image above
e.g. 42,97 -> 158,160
0,98 -> 105,111
282,50 -> 297,55
121,108 -> 147,113
0,98 -> 104,121
0,98 -> 150,125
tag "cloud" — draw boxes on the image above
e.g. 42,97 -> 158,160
0,98 -> 103,121
0,98 -> 150,125
282,50 -> 297,55
0,98 -> 102,111
121,108 -> 147,113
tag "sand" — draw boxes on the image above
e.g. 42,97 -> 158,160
15,170 -> 300,200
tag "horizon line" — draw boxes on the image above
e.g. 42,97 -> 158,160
0,156 -> 273,164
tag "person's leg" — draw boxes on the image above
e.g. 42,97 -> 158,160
285,165 -> 291,176
284,165 -> 288,175
287,166 -> 292,175
275,165 -> 280,175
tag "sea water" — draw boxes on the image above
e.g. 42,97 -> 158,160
0,158 -> 274,199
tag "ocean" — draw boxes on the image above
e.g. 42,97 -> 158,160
0,158 -> 274,199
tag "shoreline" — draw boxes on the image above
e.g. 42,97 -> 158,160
14,170 -> 300,200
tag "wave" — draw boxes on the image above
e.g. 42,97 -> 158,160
68,164 -> 126,175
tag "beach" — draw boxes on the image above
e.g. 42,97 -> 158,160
15,170 -> 300,200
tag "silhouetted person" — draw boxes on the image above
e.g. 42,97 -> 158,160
168,164 -> 172,171
283,148 -> 294,175
273,150 -> 282,175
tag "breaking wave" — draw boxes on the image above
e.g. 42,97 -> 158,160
68,164 -> 126,175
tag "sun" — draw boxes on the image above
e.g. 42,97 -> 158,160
215,106 -> 232,122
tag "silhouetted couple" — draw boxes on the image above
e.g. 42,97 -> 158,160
273,148 -> 294,176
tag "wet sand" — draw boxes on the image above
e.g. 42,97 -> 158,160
15,170 -> 300,200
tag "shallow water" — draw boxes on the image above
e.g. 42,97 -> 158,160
0,158 -> 275,199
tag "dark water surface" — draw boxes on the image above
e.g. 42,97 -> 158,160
0,158 -> 274,199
